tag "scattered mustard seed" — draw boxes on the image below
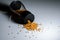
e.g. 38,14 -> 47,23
25,35 -> 27,37
20,30 -> 22,32
29,36 -> 31,39
23,20 -> 39,31
8,26 -> 11,28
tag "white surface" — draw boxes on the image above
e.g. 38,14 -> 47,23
0,0 -> 60,40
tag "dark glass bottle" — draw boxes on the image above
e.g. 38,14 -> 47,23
10,1 -> 35,24
0,1 -> 35,24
